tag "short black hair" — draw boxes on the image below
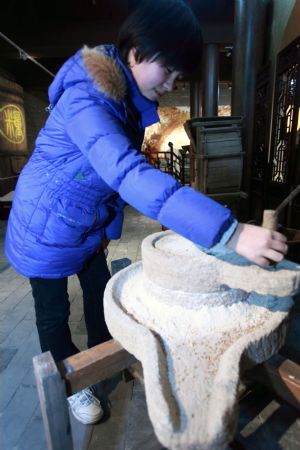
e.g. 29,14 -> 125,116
117,0 -> 203,75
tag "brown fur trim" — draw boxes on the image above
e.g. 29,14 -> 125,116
82,46 -> 127,102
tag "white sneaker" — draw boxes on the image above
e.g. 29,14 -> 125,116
68,387 -> 103,424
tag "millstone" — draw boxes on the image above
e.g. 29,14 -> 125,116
104,231 -> 300,450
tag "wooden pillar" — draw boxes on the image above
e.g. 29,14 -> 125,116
232,0 -> 269,200
190,80 -> 201,118
202,43 -> 219,117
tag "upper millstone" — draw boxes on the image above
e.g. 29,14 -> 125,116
142,231 -> 300,296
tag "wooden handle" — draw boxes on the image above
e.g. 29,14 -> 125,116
262,209 -> 278,231
262,184 -> 300,231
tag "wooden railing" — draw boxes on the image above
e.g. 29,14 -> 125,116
143,142 -> 191,186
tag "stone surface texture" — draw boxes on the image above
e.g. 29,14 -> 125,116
104,231 -> 300,450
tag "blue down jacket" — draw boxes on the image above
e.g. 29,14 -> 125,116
5,45 -> 234,278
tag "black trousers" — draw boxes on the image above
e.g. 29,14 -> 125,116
30,250 -> 112,361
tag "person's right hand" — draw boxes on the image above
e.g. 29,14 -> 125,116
225,223 -> 288,267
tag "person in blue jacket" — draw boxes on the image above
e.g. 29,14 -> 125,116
5,0 -> 288,424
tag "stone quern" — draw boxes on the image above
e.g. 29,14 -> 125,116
104,231 -> 300,450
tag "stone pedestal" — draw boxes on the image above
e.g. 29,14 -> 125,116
104,231 -> 300,450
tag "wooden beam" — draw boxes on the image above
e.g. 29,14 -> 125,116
57,339 -> 137,395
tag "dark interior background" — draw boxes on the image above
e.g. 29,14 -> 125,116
0,0 -> 235,88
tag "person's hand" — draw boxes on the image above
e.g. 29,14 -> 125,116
225,223 -> 288,267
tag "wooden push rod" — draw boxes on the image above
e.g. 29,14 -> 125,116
262,183 -> 300,230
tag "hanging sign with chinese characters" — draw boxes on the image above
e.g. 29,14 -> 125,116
0,78 -> 27,154
0,104 -> 25,145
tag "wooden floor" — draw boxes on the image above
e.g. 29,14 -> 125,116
0,206 -> 300,450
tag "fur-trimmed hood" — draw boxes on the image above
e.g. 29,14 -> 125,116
82,45 -> 127,102
48,45 -> 128,107
48,44 -> 160,129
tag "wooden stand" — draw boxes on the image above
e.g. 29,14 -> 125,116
33,340 -> 300,450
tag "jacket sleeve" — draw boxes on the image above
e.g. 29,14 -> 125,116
64,88 -> 235,248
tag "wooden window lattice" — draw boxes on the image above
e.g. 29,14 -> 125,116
270,37 -> 300,186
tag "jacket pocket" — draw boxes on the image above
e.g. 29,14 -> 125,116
37,198 -> 97,248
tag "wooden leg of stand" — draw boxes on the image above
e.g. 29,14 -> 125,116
33,351 -> 73,450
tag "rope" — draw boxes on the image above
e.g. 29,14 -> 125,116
276,184 -> 300,213
0,175 -> 19,180
0,31 -> 55,78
